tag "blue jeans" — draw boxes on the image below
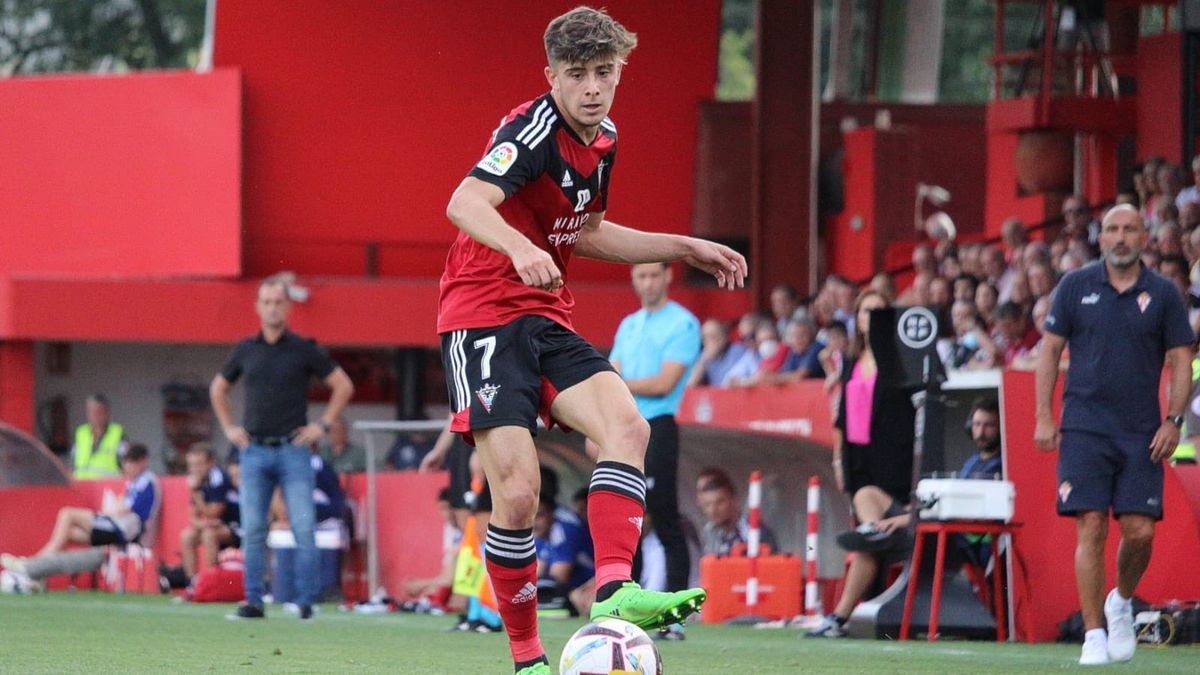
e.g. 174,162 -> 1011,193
240,443 -> 317,607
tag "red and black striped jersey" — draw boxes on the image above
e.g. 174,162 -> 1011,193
437,92 -> 617,333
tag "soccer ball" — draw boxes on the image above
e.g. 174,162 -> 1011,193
559,619 -> 663,675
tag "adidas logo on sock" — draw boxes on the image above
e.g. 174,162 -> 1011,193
511,582 -> 538,604
628,516 -> 643,532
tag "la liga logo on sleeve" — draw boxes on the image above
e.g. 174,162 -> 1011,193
477,142 -> 518,176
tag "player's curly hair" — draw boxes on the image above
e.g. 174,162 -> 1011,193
544,6 -> 637,66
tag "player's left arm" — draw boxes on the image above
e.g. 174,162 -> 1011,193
1153,344 -> 1194,461
576,213 -> 747,290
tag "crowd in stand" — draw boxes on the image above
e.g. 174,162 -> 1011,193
694,154 -> 1200,388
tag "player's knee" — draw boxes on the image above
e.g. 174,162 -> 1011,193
1122,520 -> 1155,547
497,485 -> 538,523
200,528 -> 220,547
612,414 -> 650,454
1076,512 -> 1107,544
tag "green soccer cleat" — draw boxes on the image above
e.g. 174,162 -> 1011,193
589,581 -> 706,630
515,663 -> 551,675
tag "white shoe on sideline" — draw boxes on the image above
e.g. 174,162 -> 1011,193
1079,628 -> 1109,666
1105,589 -> 1136,662
0,553 -> 27,575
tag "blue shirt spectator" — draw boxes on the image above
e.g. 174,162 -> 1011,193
125,468 -> 162,543
610,300 -> 701,419
311,455 -> 345,523
535,506 -> 594,591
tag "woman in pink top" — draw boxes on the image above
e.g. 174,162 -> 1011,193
810,289 -> 919,638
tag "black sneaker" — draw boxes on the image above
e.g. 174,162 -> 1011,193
299,605 -> 314,621
836,524 -> 902,553
469,620 -> 502,633
450,615 -> 471,632
225,604 -> 265,621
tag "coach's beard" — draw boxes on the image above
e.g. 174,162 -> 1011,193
1104,249 -> 1140,268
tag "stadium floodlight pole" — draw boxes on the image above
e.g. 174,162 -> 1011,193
352,419 -> 448,602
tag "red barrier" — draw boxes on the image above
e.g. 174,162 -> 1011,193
1001,370 -> 1200,642
0,471 -> 447,598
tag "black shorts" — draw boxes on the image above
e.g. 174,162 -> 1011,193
1058,430 -> 1164,520
440,315 -> 614,445
90,514 -> 128,546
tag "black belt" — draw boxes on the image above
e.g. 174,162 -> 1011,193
250,435 -> 291,447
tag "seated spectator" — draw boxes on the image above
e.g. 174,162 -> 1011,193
688,318 -> 748,387
995,301 -> 1040,366
696,468 -> 779,557
943,300 -> 999,370
1175,154 -> 1200,211
1161,255 -> 1189,300
952,274 -> 978,304
941,255 -> 962,281
321,416 -> 369,473
402,488 -> 463,612
1,444 -> 160,583
808,398 -> 1004,638
720,312 -> 766,385
534,467 -> 593,616
758,317 -> 825,384
180,442 -> 240,580
270,452 -> 345,530
770,284 -> 800,337
869,272 -> 896,303
1009,295 -> 1054,371
928,276 -> 952,312
386,432 -> 437,471
728,320 -> 784,387
1026,263 -> 1057,300
819,322 -> 850,393
975,282 -> 999,328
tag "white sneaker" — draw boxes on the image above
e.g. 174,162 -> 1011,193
1079,628 -> 1109,666
1105,589 -> 1136,662
0,553 -> 27,575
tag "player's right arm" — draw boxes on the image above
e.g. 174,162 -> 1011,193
1034,332 -> 1067,451
446,178 -> 562,290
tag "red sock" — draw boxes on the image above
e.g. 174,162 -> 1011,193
589,461 -> 647,588
484,525 -> 543,663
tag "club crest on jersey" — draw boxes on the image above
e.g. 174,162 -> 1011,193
561,169 -> 573,187
477,142 -> 518,176
1137,291 -> 1151,313
476,383 -> 501,413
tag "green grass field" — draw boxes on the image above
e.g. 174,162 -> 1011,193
0,594 -> 1196,673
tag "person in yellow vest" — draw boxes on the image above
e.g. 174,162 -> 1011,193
71,394 -> 129,480
1175,354 -> 1200,464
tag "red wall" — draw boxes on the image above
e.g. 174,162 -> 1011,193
1137,34 -> 1184,164
213,1 -> 721,282
0,71 -> 241,278
1,276 -> 750,347
1001,371 -> 1200,642
0,472 -> 446,598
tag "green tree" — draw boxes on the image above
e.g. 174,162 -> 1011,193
717,0 -> 754,100
0,0 -> 205,76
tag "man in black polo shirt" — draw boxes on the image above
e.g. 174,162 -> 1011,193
210,274 -> 354,620
1035,204 -> 1193,666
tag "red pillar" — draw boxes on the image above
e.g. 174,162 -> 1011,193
0,341 -> 36,433
751,1 -> 818,303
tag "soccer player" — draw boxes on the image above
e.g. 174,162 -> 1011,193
438,7 -> 746,673
1035,204 -> 1193,665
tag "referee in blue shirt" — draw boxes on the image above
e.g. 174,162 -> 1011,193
608,263 -> 701,596
1035,204 -> 1193,666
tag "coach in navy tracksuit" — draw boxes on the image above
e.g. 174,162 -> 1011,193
1035,204 -> 1193,666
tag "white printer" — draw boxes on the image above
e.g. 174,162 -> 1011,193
916,478 -> 1015,521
